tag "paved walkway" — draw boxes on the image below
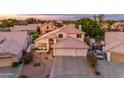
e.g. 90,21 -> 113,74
50,56 -> 99,78
20,53 -> 53,78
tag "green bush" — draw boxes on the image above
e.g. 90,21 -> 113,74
84,36 -> 90,45
12,62 -> 19,68
22,52 -> 33,65
33,63 -> 41,67
87,51 -> 97,68
19,75 -> 28,78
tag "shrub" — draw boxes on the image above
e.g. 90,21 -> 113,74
46,75 -> 50,78
95,71 -> 101,76
84,36 -> 90,45
12,62 -> 19,68
87,51 -> 97,69
33,63 -> 41,67
22,52 -> 33,65
19,75 -> 28,78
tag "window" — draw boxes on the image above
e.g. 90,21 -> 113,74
59,34 -> 63,38
46,26 -> 49,29
76,34 -> 82,38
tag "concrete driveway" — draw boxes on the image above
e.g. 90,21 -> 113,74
50,56 -> 98,78
97,60 -> 124,78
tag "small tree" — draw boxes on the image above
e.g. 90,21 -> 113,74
21,52 -> 33,65
12,62 -> 19,68
87,51 -> 97,73
84,36 -> 90,45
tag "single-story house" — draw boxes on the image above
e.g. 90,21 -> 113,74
10,24 -> 40,32
35,24 -> 90,56
0,32 -> 30,67
104,32 -> 124,63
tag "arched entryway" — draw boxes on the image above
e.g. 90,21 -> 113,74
48,39 -> 54,55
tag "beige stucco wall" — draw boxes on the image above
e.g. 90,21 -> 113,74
35,39 -> 49,52
56,32 -> 84,42
53,48 -> 87,56
56,32 -> 67,41
111,52 -> 124,63
68,34 -> 84,41
0,55 -> 16,67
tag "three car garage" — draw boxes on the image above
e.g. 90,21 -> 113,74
52,37 -> 90,57
53,48 -> 88,56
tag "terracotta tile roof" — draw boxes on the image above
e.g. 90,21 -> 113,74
61,24 -> 84,34
52,36 -> 90,49
36,24 -> 85,41
109,44 -> 124,53
105,32 -> 124,53
10,24 -> 40,31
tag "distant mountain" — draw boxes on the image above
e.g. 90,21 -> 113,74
0,14 -> 124,20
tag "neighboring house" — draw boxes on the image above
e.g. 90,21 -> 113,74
111,22 -> 124,31
10,24 -> 40,32
35,24 -> 90,56
0,32 -> 30,67
104,32 -> 124,63
40,22 -> 58,34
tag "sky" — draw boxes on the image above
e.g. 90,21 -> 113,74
0,0 -> 124,20
0,14 -> 124,20
0,0 -> 124,14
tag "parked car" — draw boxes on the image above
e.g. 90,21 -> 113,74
94,49 -> 104,59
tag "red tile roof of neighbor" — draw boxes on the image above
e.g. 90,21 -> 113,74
10,24 -> 40,31
36,24 -> 85,41
52,36 -> 90,49
105,32 -> 124,53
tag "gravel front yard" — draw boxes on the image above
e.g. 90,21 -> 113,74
20,52 -> 53,78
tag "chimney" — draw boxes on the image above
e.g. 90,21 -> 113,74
79,25 -> 82,31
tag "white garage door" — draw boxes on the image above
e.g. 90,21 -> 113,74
76,49 -> 87,56
53,49 -> 87,56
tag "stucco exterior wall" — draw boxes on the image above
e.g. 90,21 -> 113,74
56,32 -> 67,41
0,55 -> 16,67
68,34 -> 84,41
35,39 -> 49,52
111,52 -> 124,63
